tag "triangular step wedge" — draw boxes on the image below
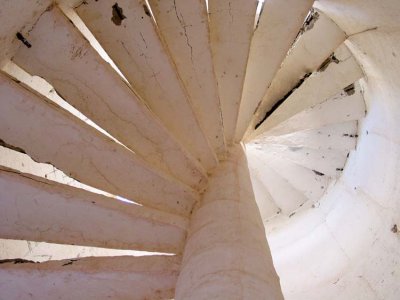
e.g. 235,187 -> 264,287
252,143 -> 348,178
246,147 -> 308,215
235,0 -> 313,141
0,73 -> 198,216
253,121 -> 358,153
250,84 -> 365,139
146,0 -> 226,157
0,166 -> 187,253
256,154 -> 330,202
75,1 -> 218,169
252,43 -> 363,136
0,255 -> 180,300
248,9 -> 347,135
208,0 -> 257,144
248,170 -> 281,221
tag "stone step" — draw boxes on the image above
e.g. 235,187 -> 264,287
148,0 -> 226,157
12,6 -> 208,189
75,0 -> 218,170
0,72 -> 198,216
208,0 -> 257,144
252,43 -> 363,136
248,10 -> 347,136
235,0 -> 313,141
254,121 -> 358,153
246,148 -> 309,215
0,255 -> 180,300
254,85 -> 365,138
0,166 -> 188,253
261,155 -> 330,203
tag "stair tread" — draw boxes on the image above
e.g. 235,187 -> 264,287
251,84 -> 365,139
249,170 -> 281,221
235,0 -> 313,141
254,43 -> 363,135
76,0 -> 218,169
250,151 -> 330,202
0,165 -> 188,253
0,255 -> 179,300
12,6 -> 208,189
247,148 -> 309,215
253,121 -> 358,153
248,10 -> 346,136
147,0 -> 226,157
209,0 -> 257,144
0,72 -> 198,216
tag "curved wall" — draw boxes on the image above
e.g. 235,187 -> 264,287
266,1 -> 400,299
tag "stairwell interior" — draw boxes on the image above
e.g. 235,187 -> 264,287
0,0 -> 399,299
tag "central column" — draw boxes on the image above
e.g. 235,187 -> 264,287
175,146 -> 283,299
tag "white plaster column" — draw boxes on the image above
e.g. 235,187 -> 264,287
175,146 -> 283,299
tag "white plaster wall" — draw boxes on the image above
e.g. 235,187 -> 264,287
266,1 -> 400,299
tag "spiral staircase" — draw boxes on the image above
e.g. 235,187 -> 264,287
0,0 -> 399,299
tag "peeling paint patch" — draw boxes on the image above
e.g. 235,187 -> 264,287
344,83 -> 355,96
62,259 -> 79,266
343,133 -> 358,138
301,9 -> 319,33
318,53 -> 340,72
0,258 -> 36,264
312,170 -> 325,176
0,139 -> 26,154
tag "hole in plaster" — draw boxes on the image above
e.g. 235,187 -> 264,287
344,83 -> 356,96
299,9 -> 319,35
318,53 -> 340,72
111,3 -> 126,26
16,32 -> 32,48
287,8 -> 320,53
62,259 -> 78,266
313,170 -> 325,176
343,133 -> 358,138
